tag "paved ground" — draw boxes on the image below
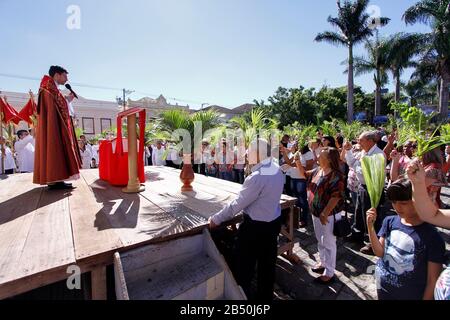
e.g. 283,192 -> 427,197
273,189 -> 450,300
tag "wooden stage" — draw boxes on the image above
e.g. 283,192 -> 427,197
0,166 -> 297,300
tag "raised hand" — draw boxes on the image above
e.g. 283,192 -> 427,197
390,149 -> 400,161
343,141 -> 352,151
406,159 -> 426,185
366,208 -> 377,226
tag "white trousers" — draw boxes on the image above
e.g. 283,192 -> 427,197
312,215 -> 337,278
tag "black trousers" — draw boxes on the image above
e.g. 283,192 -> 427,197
353,185 -> 385,241
194,163 -> 206,175
233,215 -> 281,301
284,175 -> 292,196
4,169 -> 14,175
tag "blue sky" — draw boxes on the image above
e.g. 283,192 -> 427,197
0,0 -> 430,109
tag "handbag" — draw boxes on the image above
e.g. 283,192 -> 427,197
333,204 -> 352,238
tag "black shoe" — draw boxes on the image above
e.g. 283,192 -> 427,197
298,222 -> 308,229
314,276 -> 335,285
311,267 -> 325,274
48,182 -> 74,190
345,233 -> 364,244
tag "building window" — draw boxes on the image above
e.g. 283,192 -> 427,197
82,117 -> 95,134
100,118 -> 112,133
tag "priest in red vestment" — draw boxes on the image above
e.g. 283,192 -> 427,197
33,66 -> 82,189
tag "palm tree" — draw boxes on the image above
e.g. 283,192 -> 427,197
315,0 -> 390,122
159,109 -> 221,154
351,36 -> 392,116
387,33 -> 426,102
404,79 -> 439,106
404,0 -> 450,120
409,51 -> 442,105
229,108 -> 279,147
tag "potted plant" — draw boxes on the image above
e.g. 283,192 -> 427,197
158,109 -> 220,192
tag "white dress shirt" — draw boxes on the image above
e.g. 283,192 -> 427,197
80,148 -> 92,169
152,146 -> 166,166
0,146 -> 16,171
14,135 -> 35,173
345,144 -> 385,186
211,158 -> 284,225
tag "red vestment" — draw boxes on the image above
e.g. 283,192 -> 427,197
33,75 -> 82,185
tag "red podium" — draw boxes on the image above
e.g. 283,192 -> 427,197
99,108 -> 146,191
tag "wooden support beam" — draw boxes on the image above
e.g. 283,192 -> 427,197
91,266 -> 107,300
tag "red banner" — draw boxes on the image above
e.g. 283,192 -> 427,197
15,98 -> 37,125
0,97 -> 20,125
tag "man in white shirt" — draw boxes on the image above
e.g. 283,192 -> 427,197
233,144 -> 246,184
14,130 -> 35,173
165,142 -> 180,169
152,141 -> 166,166
344,131 -> 386,255
209,138 -> 284,301
0,136 -> 16,174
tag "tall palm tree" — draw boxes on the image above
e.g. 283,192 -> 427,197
387,33 -> 426,102
352,36 -> 392,116
410,50 -> 441,104
315,0 -> 390,122
404,0 -> 450,120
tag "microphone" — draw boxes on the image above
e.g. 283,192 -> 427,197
65,84 -> 79,99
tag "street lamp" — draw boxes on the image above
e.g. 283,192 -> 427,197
201,103 -> 209,110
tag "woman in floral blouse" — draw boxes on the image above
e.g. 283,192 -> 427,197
296,147 -> 345,284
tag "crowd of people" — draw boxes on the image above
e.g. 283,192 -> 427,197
205,127 -> 449,301
0,131 -> 99,174
0,129 -> 36,174
281,128 -> 449,300
143,128 -> 450,300
2,113 -> 449,300
144,138 -> 248,185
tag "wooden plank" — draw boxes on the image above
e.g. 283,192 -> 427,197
69,171 -> 123,261
116,232 -> 225,300
14,188 -> 76,281
80,170 -> 184,248
151,166 -> 242,196
150,166 -> 296,209
142,172 -> 229,226
91,265 -> 107,300
0,174 -> 78,299
0,174 -> 43,290
118,234 -> 204,286
145,168 -> 285,232
148,167 -> 299,260
0,264 -> 75,300
146,167 -> 236,204
113,252 -> 129,300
